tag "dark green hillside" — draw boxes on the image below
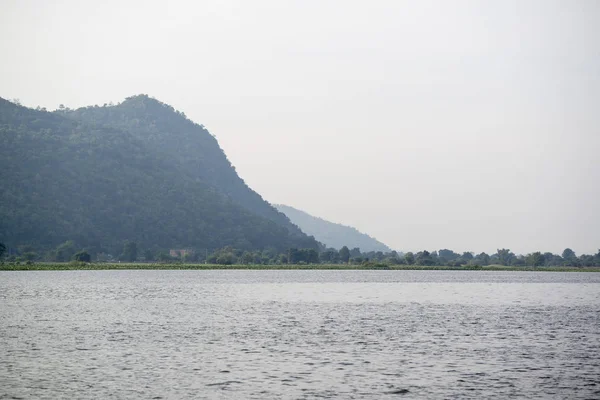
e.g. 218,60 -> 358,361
0,97 -> 318,254
60,95 -> 305,237
275,204 -> 392,252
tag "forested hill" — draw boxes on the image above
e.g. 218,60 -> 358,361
275,204 -> 392,252
0,96 -> 319,254
61,95 -> 304,235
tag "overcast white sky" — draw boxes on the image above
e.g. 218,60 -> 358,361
1,0 -> 599,255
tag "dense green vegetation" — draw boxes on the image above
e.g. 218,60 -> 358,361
60,96 -> 304,233
0,96 -> 318,255
1,237 -> 598,269
1,262 -> 598,272
274,204 -> 391,252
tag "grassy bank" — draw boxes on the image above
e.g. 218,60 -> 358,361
1,262 -> 599,272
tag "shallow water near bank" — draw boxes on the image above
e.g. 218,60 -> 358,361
1,270 -> 599,399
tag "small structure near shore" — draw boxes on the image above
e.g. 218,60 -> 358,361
170,249 -> 192,258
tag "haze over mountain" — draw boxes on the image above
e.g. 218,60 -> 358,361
0,95 -> 319,253
275,204 -> 391,252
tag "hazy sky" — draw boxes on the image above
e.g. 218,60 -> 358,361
1,0 -> 599,255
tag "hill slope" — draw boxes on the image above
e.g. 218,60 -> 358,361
0,96 -> 318,253
61,95 -> 303,233
275,204 -> 391,252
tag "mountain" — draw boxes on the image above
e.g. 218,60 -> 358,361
274,204 -> 391,252
61,95 -> 303,230
0,96 -> 319,254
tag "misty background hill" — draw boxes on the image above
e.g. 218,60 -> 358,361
275,204 -> 391,252
0,96 -> 319,254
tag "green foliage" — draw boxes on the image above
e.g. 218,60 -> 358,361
0,97 -> 319,253
562,248 -> 576,260
143,249 -> 154,262
319,249 -> 339,263
404,252 -> 415,265
156,252 -> 175,263
20,252 -> 38,262
562,248 -> 578,266
438,249 -> 459,263
54,240 -> 76,262
68,260 -> 88,268
3,262 -> 599,272
288,248 -> 319,264
0,242 -> 5,258
120,241 -> 138,262
339,246 -> 350,263
496,249 -> 515,266
415,250 -> 435,266
182,253 -> 197,263
511,255 -> 526,266
240,251 -> 254,264
73,250 -> 91,262
473,252 -> 490,266
361,261 -> 390,270
526,252 -> 545,266
215,252 -> 236,265
579,254 -> 595,267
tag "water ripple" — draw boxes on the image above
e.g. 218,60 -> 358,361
1,270 -> 599,399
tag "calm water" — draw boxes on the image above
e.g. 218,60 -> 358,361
1,270 -> 599,399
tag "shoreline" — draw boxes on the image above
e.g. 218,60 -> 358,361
1,263 -> 599,272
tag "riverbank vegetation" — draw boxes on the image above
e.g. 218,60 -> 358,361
10,237 -> 600,270
1,262 -> 599,272
1,240 -> 599,271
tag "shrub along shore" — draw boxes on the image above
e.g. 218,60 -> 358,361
1,262 -> 599,272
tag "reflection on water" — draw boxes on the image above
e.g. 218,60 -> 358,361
1,270 -> 599,399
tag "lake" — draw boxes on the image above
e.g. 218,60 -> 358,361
1,270 -> 599,399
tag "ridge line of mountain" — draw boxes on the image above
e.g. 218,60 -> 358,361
0,95 -> 320,253
274,204 -> 391,252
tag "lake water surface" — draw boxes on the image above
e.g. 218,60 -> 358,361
1,270 -> 599,399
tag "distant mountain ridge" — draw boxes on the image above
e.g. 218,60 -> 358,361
0,95 -> 319,253
275,204 -> 391,252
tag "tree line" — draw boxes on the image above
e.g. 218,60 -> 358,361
1,241 -> 599,267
